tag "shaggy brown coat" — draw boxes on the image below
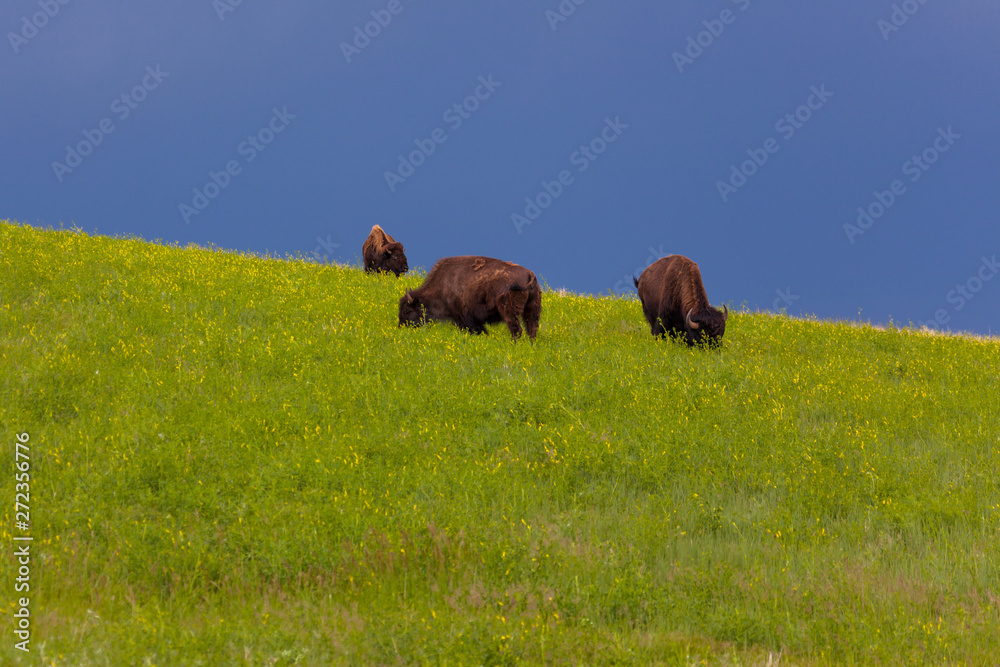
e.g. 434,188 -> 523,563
399,256 -> 541,340
634,255 -> 728,345
362,225 -> 408,276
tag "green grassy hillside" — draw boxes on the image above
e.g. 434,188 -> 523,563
2,221 -> 999,665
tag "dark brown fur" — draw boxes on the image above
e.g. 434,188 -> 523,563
634,255 -> 728,346
362,225 -> 408,276
398,256 -> 541,340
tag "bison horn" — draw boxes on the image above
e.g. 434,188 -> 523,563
404,290 -> 414,304
686,308 -> 700,330
722,304 -> 729,322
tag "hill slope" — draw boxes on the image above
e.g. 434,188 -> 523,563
2,221 -> 999,665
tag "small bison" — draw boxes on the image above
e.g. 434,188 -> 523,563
362,225 -> 408,276
399,256 -> 541,340
634,254 -> 728,346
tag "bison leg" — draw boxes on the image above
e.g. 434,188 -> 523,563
642,303 -> 662,338
498,290 -> 531,340
522,289 -> 542,340
500,304 -> 524,340
505,318 -> 524,340
650,317 -> 665,338
458,316 -> 487,334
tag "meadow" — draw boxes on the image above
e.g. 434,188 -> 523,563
2,220 -> 999,665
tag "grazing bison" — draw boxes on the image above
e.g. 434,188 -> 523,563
634,255 -> 728,346
399,256 -> 541,340
362,225 -> 408,276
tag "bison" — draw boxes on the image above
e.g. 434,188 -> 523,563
362,224 -> 408,276
399,256 -> 541,340
634,254 -> 728,346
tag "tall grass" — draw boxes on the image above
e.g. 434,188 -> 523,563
2,221 -> 999,665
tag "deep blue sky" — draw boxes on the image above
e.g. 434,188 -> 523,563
3,1 -> 998,334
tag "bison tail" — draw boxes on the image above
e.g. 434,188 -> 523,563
510,272 -> 537,293
632,276 -> 639,290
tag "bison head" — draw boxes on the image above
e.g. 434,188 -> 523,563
379,242 -> 409,277
684,304 -> 728,346
398,290 -> 425,327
